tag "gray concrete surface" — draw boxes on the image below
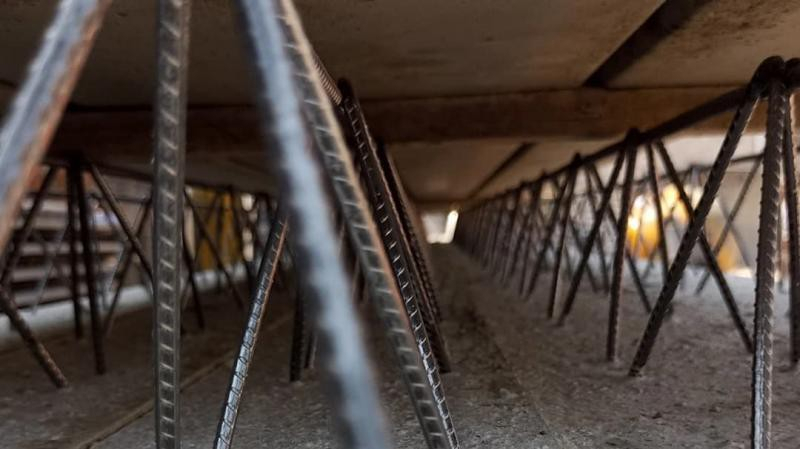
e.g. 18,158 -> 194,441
2,244 -> 800,448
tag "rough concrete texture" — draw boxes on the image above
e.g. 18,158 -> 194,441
92,268 -> 560,448
0,1 -> 660,105
3,244 -> 799,447
0,288 -> 279,449
439,245 -> 800,448
612,0 -> 800,88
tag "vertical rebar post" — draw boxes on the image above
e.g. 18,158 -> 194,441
153,0 -> 191,446
524,175 -> 570,300
628,57 -> 777,376
783,102 -> 800,365
645,144 -> 670,285
607,142 -> 639,361
184,193 -> 246,308
547,161 -> 579,318
589,163 -> 653,314
72,160 -> 106,374
66,174 -> 84,339
751,76 -> 787,449
516,179 -> 546,295
557,148 -> 626,324
583,168 -> 611,292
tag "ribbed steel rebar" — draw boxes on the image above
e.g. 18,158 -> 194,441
695,156 -> 762,294
751,76 -> 786,449
607,144 -> 638,361
628,57 -> 777,376
378,147 -> 446,322
72,160 -> 105,375
184,193 -> 246,308
782,109 -> 800,365
285,2 -> 459,443
341,83 -> 454,379
547,165 -> 578,318
645,144 -> 670,285
524,176 -> 570,300
153,0 -> 191,446
0,291 -> 68,387
236,0 -> 391,447
0,0 -> 112,257
88,164 -> 154,283
651,141 -> 753,352
515,180 -> 545,295
582,168 -> 611,292
213,208 -> 287,449
557,149 -> 626,324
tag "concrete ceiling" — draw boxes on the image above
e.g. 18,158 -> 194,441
611,0 -> 800,88
1,0 -> 798,208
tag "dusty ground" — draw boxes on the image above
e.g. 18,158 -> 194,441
1,244 -> 799,448
440,244 -> 800,449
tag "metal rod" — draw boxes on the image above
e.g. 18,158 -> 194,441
185,193 -> 246,308
584,168 -> 611,292
236,0 -> 392,446
646,144 -> 670,285
547,163 -> 578,318
88,162 -> 154,283
153,0 -> 191,445
0,291 -> 68,387
607,142 -> 638,362
72,159 -> 106,374
182,230 -> 205,330
525,175 -> 571,300
751,77 -> 786,449
0,0 -> 112,256
558,149 -> 626,324
0,168 -> 58,283
102,196 -> 152,336
213,207 -> 287,449
782,109 -> 800,365
695,156 -> 761,293
627,58 -> 774,376
590,163 -> 653,314
515,180 -> 545,295
67,169 -> 84,339
340,81 -> 457,438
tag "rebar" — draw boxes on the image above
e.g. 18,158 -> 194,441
628,57 -> 777,376
751,76 -> 786,449
607,142 -> 638,361
213,207 -> 287,449
235,0 -> 392,447
153,0 -> 191,446
0,0 -> 112,256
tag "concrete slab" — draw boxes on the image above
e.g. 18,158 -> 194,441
611,0 -> 800,88
0,1 -> 661,106
390,139 -> 518,203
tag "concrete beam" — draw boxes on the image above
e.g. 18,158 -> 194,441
363,86 -> 741,143
49,86 -> 742,160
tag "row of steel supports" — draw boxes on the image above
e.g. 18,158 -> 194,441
0,159 -> 272,387
0,0 -> 459,448
455,56 -> 800,449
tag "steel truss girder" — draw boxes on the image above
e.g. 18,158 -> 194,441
455,56 -> 800,449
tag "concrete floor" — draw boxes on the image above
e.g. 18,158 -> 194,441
1,245 -> 799,448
